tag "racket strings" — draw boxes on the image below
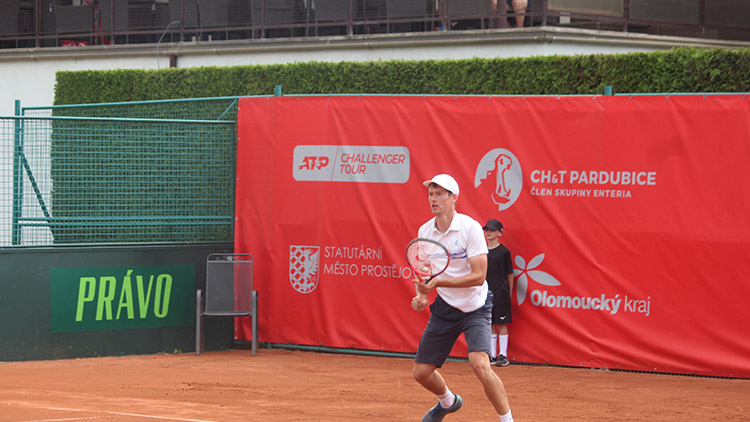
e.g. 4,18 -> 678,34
406,241 -> 449,276
406,248 -> 432,275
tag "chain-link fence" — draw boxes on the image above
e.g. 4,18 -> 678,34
1,97 -> 239,247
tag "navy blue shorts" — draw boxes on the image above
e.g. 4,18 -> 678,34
414,291 -> 493,368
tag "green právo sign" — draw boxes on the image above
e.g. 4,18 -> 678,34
50,265 -> 194,332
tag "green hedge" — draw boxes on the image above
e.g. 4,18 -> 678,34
55,47 -> 750,105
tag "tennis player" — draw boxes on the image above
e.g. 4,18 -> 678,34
411,174 -> 514,422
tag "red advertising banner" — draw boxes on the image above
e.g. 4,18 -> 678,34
235,94 -> 750,378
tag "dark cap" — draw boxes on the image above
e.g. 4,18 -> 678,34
483,219 -> 503,232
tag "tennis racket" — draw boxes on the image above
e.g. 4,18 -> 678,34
405,238 -> 450,284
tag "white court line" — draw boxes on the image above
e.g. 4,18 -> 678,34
85,411 -> 218,422
7,404 -> 220,422
13,418 -> 101,422
14,418 -> 101,422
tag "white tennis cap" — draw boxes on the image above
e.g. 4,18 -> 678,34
423,174 -> 459,196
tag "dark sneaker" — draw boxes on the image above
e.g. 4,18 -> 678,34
421,394 -> 463,422
494,355 -> 510,367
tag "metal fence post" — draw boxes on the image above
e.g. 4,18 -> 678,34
11,99 -> 23,245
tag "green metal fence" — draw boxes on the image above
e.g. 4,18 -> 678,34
23,96 -> 241,121
1,97 -> 239,247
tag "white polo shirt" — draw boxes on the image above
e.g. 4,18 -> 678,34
418,212 -> 489,313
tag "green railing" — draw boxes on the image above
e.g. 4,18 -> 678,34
2,97 -> 239,247
25,96 -> 241,120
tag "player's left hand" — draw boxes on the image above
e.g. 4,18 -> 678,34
411,295 -> 428,311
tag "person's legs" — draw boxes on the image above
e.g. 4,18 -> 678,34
415,362 -> 463,421
511,0 -> 527,28
468,351 -> 511,415
414,298 -> 464,417
492,299 -> 512,364
413,362 -> 447,395
497,323 -> 509,356
494,323 -> 510,366
490,324 -> 500,360
464,292 -> 512,416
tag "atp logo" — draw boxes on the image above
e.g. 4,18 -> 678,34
299,156 -> 329,170
513,253 -> 561,305
290,245 -> 320,294
475,148 -> 523,211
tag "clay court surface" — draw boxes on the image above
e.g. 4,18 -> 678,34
0,349 -> 747,421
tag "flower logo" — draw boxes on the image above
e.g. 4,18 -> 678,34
514,253 -> 561,305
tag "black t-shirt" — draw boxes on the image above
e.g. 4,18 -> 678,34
486,243 -> 513,303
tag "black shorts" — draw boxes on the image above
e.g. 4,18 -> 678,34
491,299 -> 512,325
414,292 -> 493,367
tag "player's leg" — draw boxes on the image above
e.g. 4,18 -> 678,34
413,362 -> 446,395
414,362 -> 463,420
468,351 -> 511,415
414,305 -> 464,420
464,295 -> 513,420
